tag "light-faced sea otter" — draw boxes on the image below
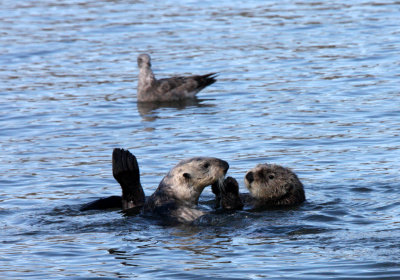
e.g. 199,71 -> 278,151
143,156 -> 229,223
81,148 -> 229,224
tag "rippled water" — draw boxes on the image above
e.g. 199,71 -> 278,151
1,0 -> 400,279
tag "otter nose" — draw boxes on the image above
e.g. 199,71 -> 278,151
221,160 -> 229,174
245,171 -> 254,183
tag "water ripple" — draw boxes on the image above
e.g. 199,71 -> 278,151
1,0 -> 400,279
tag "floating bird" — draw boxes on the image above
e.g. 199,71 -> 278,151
137,54 -> 217,102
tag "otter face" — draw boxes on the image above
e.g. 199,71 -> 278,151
137,53 -> 151,68
166,157 -> 229,205
244,163 -> 305,206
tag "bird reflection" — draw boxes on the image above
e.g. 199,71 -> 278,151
137,98 -> 215,122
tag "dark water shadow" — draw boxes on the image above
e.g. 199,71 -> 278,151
137,98 -> 215,122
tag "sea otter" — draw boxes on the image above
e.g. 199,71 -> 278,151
143,156 -> 229,223
212,163 -> 305,211
137,54 -> 217,102
81,148 -> 229,224
80,148 -> 145,212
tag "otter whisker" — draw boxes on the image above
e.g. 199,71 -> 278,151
217,176 -> 225,193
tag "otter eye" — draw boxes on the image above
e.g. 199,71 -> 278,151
268,174 -> 275,180
183,173 -> 191,179
203,163 -> 210,169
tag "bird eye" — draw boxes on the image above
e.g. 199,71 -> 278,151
268,174 -> 275,180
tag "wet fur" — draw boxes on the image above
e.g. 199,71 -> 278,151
214,164 -> 305,211
144,157 -> 229,223
212,177 -> 243,210
112,148 -> 145,210
80,149 -> 145,212
80,150 -> 228,223
244,163 -> 305,208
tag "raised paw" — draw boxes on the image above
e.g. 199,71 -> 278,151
112,148 -> 145,210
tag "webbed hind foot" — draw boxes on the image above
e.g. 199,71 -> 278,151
112,148 -> 145,210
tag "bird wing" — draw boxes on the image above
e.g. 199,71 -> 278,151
155,73 -> 217,94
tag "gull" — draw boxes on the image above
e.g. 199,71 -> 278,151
137,54 -> 217,102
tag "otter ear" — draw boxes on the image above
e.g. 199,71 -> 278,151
183,173 -> 191,179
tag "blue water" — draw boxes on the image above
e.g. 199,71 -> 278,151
1,0 -> 400,279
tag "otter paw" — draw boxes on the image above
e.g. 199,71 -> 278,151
222,176 -> 240,195
112,148 -> 145,209
220,177 -> 243,211
112,148 -> 140,187
211,181 -> 221,209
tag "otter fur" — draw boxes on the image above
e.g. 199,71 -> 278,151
80,149 -> 145,212
81,149 -> 229,224
144,157 -> 229,223
214,163 -> 305,211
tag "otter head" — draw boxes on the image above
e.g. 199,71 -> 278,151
137,53 -> 151,68
163,157 -> 229,206
244,163 -> 305,207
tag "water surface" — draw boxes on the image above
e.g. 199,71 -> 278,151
1,0 -> 400,279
